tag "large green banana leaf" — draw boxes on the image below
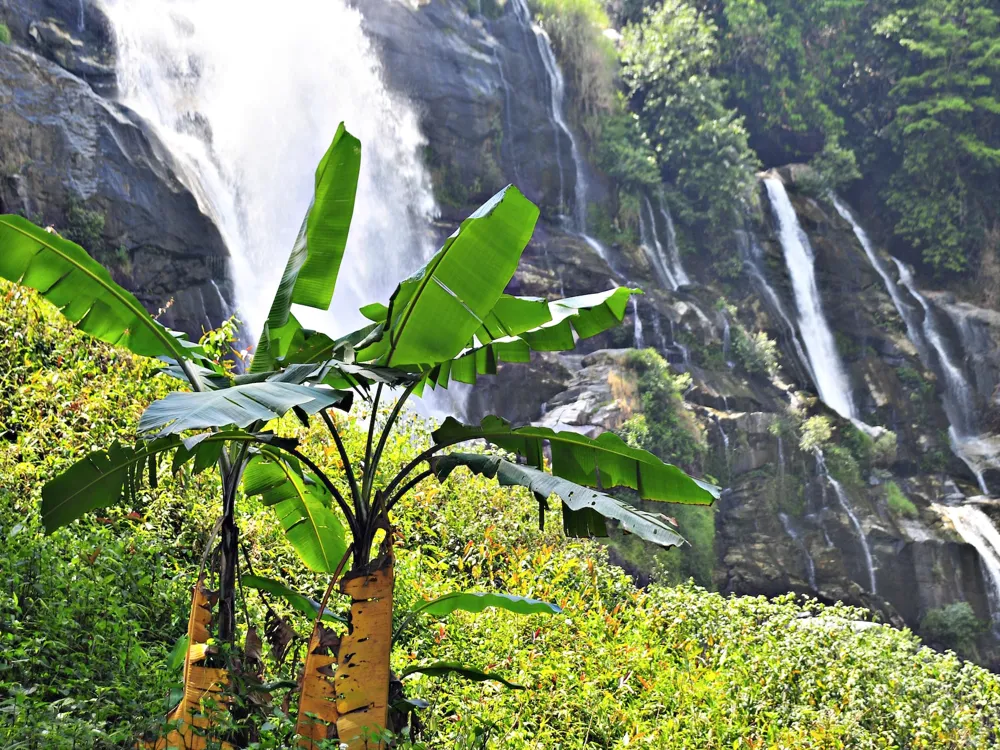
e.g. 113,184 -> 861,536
0,215 -> 207,366
410,591 -> 561,618
252,124 -> 361,373
432,416 -> 719,506
431,452 -> 687,547
420,287 -> 640,389
40,432 -> 271,533
242,454 -> 347,573
138,382 -> 351,436
357,185 -> 539,367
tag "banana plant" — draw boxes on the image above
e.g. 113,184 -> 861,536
0,123 -> 720,749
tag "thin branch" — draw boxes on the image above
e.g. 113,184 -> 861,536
361,383 -> 384,508
386,469 -> 433,513
312,543 -> 355,633
284,447 -> 358,538
381,439 -> 464,507
367,381 -> 420,502
322,410 -> 362,518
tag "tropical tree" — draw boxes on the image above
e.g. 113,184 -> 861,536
0,123 -> 719,748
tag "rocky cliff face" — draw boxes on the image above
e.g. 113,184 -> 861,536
0,0 -> 233,336
4,0 -> 1000,663
360,0 -> 1000,662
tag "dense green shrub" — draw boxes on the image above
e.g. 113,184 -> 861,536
920,603 -> 985,657
732,326 -> 779,376
799,415 -> 832,453
5,284 -> 1000,748
0,22 -> 11,45
884,480 -> 917,518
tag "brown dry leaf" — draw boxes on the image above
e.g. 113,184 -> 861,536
265,612 -> 295,666
295,625 -> 341,748
149,575 -> 231,750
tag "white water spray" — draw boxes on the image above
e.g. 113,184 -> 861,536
102,0 -> 436,339
631,296 -> 644,350
657,194 -> 690,287
940,504 -> 1000,630
765,178 -> 856,420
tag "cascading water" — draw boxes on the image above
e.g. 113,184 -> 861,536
631,297 -> 645,350
639,196 -> 677,290
657,194 -> 690,287
939,504 -> 1000,632
779,512 -> 818,591
833,194 -> 997,493
509,0 -> 608,263
816,451 -> 877,593
78,0 -> 87,31
765,178 -> 856,420
740,230 -> 814,384
102,0 -> 436,339
715,416 -> 731,473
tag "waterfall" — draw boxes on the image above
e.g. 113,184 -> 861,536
78,0 -> 87,32
493,46 -> 519,183
940,504 -> 1000,631
832,195 -> 997,493
715,416 -> 731,473
816,451 -> 877,593
657,194 -> 691,287
509,0 -> 608,262
765,178 -> 856,420
740,230 -> 814,384
779,512 -> 818,591
102,0 -> 436,339
631,296 -> 645,350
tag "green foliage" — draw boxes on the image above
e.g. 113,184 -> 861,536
620,1 -> 759,238
920,603 -> 985,657
64,197 -> 107,253
799,415 -> 833,453
622,348 -> 704,469
885,480 -> 918,518
876,0 -> 1000,273
530,0 -> 617,138
5,285 -> 1000,747
732,326 -> 780,376
0,22 -> 11,45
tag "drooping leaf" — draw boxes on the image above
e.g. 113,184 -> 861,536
399,661 -> 524,690
357,185 -> 539,367
252,124 -> 361,372
241,575 -> 345,624
40,432 -> 273,533
431,453 -> 687,547
138,382 -> 351,436
432,417 -> 720,505
243,455 -> 347,573
421,287 -> 641,390
411,591 -> 561,618
165,635 -> 190,672
0,215 -> 209,367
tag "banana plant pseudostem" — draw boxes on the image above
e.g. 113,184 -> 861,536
0,122 -> 719,748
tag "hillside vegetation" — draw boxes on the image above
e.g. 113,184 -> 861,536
3,285 -> 1000,748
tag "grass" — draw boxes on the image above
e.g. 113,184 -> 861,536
3,281 -> 1000,748
886,480 -> 919,518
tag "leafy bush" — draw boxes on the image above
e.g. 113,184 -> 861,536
920,603 -> 985,657
799,415 -> 832,453
5,285 -> 1000,748
0,22 -> 11,45
885,481 -> 918,518
64,197 -> 106,254
732,326 -> 779,376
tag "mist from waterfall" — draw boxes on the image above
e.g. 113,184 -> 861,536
765,178 -> 856,420
101,0 -> 436,340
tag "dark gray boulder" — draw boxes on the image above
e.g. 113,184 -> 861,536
0,43 -> 233,336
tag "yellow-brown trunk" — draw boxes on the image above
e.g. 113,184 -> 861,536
334,554 -> 395,749
151,576 -> 231,750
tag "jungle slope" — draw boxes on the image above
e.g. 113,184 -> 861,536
2,289 -> 1000,748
